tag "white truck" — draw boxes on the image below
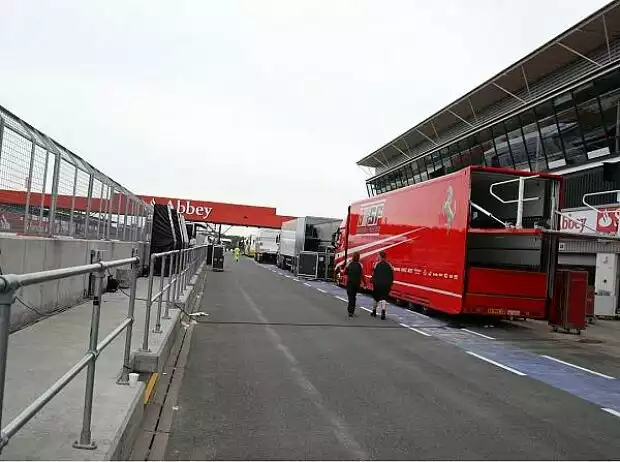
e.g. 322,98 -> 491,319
254,228 -> 280,263
276,216 -> 341,273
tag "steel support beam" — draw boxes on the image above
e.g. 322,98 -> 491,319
447,109 -> 474,128
492,82 -> 527,104
557,42 -> 603,68
415,129 -> 439,146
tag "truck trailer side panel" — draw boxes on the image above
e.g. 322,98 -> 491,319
337,169 -> 470,314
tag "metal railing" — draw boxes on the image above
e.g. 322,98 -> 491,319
0,245 -> 209,452
0,251 -> 140,451
0,104 -> 152,240
141,245 -> 208,352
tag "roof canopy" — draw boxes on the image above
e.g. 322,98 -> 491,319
359,0 -> 620,172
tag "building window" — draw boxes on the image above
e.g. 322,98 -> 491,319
467,135 -> 486,166
504,115 -> 530,171
553,92 -> 588,167
519,108 -> 548,171
491,123 -> 515,169
595,70 -> 620,156
477,128 -> 498,167
535,100 -> 567,170
573,81 -> 611,160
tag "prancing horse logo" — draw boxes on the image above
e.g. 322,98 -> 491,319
442,185 -> 455,228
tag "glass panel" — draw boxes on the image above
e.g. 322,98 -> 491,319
553,93 -> 587,167
504,115 -> 530,170
491,123 -> 515,168
419,158 -> 429,181
478,128 -> 498,167
573,82 -> 610,159
596,70 -> 620,155
467,135 -> 485,166
535,101 -> 566,170
519,108 -> 547,171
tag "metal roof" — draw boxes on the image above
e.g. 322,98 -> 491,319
359,0 -> 620,174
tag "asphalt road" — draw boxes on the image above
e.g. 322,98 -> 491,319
165,257 -> 620,460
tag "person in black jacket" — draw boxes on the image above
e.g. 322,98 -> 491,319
345,252 -> 362,317
371,251 -> 394,320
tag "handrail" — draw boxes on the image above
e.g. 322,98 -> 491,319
0,244 -> 210,454
488,175 -> 541,229
0,251 -> 141,452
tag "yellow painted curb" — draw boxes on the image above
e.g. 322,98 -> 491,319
144,372 -> 160,405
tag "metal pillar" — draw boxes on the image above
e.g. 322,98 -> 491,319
0,288 -> 14,443
153,255 -> 167,334
118,250 -> 139,384
69,167 -> 78,237
73,250 -> 103,450
141,258 -> 155,352
23,140 -> 36,233
84,175 -> 93,239
46,144 -> 62,236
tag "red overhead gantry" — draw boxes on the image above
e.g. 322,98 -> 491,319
0,190 -> 294,229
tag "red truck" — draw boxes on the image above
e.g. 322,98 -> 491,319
334,166 -> 564,319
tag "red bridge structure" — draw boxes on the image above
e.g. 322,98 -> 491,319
0,190 -> 294,234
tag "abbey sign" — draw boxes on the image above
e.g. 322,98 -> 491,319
140,195 -> 294,229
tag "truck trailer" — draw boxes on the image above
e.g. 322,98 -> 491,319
335,166 -> 567,320
254,228 -> 280,263
277,216 -> 341,274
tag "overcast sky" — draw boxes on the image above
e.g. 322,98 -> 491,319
0,0 -> 611,222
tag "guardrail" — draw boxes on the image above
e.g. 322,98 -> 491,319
141,245 -> 208,352
0,244 -> 209,453
0,251 -> 139,451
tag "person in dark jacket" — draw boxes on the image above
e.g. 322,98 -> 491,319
371,251 -> 394,320
345,252 -> 362,317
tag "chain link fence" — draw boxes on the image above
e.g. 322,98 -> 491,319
0,105 -> 152,241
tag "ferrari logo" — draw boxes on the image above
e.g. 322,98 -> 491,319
442,186 -> 455,228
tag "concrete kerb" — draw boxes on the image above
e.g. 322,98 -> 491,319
105,259 -> 208,460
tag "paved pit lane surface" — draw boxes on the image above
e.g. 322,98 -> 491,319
164,258 -> 620,460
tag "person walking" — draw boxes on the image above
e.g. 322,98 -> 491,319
371,251 -> 394,320
234,246 -> 240,263
346,252 -> 363,318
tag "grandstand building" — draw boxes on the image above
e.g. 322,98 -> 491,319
358,1 -> 620,292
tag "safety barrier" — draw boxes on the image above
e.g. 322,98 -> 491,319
0,244 -> 208,453
141,245 -> 208,352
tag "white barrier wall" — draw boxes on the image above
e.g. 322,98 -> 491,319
0,234 -> 149,331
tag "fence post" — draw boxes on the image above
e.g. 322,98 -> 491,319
164,253 -> 174,320
174,250 -> 182,301
141,256 -> 155,352
0,283 -> 15,448
73,251 -> 104,450
153,255 -> 167,334
23,134 -> 36,234
68,166 -> 79,238
118,251 -> 139,385
45,139 -> 62,237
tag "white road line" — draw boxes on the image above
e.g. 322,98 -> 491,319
317,288 -> 327,293
541,355 -> 615,380
461,328 -> 495,340
466,351 -> 527,376
293,278 -> 300,282
303,282 -> 312,287
603,408 -> 620,418
398,323 -> 432,337
283,275 -> 291,279
336,296 -> 348,303
360,306 -> 371,312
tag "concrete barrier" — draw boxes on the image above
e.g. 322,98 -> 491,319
0,233 -> 149,331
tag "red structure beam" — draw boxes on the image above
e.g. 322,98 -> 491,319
0,190 -> 294,229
